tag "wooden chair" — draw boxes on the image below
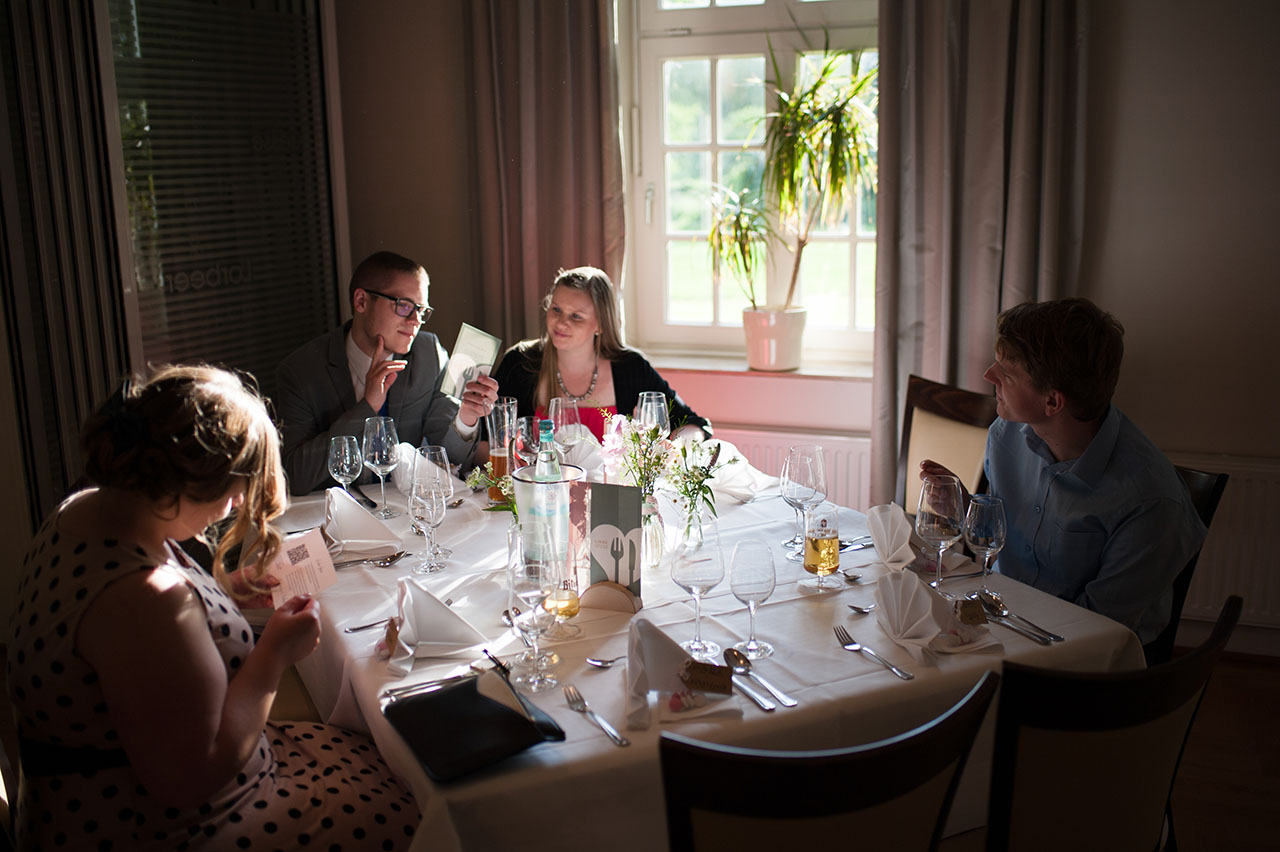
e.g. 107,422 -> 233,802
897,375 -> 999,512
987,595 -> 1243,852
1142,466 -> 1230,666
659,671 -> 1000,852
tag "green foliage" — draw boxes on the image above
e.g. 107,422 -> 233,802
762,37 -> 878,310
707,184 -> 771,310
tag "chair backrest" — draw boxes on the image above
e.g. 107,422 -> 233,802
660,671 -> 1000,852
988,595 -> 1242,852
1143,466 -> 1230,666
897,375 -> 999,512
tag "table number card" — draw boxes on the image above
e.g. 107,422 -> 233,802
587,482 -> 643,598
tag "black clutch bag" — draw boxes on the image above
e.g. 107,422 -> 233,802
383,674 -> 564,782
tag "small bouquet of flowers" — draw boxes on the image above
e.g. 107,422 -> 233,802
667,439 -> 737,521
600,413 -> 675,499
464,461 -> 517,517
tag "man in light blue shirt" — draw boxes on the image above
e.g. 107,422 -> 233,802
925,298 -> 1204,643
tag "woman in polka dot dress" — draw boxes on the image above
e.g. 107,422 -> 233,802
5,365 -> 420,851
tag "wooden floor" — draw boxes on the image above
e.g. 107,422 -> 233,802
1170,651 -> 1280,851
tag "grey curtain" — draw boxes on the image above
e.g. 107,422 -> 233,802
468,0 -> 626,347
870,0 -> 1088,504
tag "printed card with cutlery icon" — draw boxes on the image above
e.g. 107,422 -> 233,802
587,483 -> 643,598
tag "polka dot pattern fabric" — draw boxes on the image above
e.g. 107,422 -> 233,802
5,508 -> 421,851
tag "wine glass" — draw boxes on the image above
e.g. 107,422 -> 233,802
780,444 -> 826,551
964,494 -> 1007,587
512,416 -> 540,468
548,397 -> 583,452
799,501 -> 842,592
667,507 -> 724,660
730,539 -> 776,659
916,474 -> 965,588
362,416 -> 400,519
634,391 -> 670,439
507,521 -> 559,692
409,484 -> 447,574
416,445 -> 454,556
327,435 -> 362,493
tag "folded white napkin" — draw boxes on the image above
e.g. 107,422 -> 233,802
322,487 -> 401,558
475,669 -> 532,719
704,440 -> 779,503
866,503 -> 917,569
391,442 -> 419,494
874,571 -> 1000,663
387,577 -> 490,676
624,616 -> 740,729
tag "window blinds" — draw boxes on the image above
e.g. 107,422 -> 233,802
106,0 -> 338,399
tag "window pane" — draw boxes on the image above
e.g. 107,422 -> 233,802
664,59 -> 710,144
717,56 -> 764,144
666,151 -> 710,233
717,149 -> 763,197
800,242 -> 850,329
716,0 -> 763,6
668,240 -> 714,323
662,0 -> 708,8
854,241 -> 876,331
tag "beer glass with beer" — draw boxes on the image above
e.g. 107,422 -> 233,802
800,501 -> 841,592
485,397 -> 517,504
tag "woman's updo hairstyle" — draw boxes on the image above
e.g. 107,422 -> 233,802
81,364 -> 286,598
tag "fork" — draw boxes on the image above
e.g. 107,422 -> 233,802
833,625 -> 914,680
562,684 -> 630,746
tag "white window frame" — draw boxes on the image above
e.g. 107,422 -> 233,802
624,0 -> 878,364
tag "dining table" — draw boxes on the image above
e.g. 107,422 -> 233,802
284,476 -> 1145,852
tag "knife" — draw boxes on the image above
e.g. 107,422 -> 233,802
350,483 -> 378,510
742,670 -> 798,708
731,674 -> 776,711
987,615 -> 1052,645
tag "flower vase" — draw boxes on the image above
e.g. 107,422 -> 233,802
640,494 -> 665,575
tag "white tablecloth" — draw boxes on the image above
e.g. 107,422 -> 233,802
285,483 -> 1145,852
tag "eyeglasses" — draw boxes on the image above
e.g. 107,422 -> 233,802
363,288 -> 433,322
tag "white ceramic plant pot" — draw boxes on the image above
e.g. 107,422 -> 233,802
742,306 -> 807,372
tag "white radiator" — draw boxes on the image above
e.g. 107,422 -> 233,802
714,427 -> 872,511
1168,453 -> 1280,630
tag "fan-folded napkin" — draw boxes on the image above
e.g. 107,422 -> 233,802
561,426 -> 603,474
387,577 -> 489,675
321,487 -> 401,559
624,616 -> 740,729
705,440 -> 779,503
866,503 -> 917,569
874,571 -> 1001,663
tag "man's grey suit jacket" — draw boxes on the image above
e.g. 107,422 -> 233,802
276,322 -> 474,495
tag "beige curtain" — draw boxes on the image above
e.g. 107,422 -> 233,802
468,0 -> 626,346
870,0 -> 1088,504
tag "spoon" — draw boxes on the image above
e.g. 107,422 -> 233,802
585,655 -> 627,669
333,550 -> 406,569
723,648 -> 797,707
447,497 -> 464,509
977,589 -> 1064,642
501,609 -> 532,647
842,571 -> 863,584
847,602 -> 877,615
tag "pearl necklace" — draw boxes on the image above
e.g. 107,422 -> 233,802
556,358 -> 599,402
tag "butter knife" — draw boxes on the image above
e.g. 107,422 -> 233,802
731,674 -> 776,712
987,614 -> 1052,645
350,483 -> 378,510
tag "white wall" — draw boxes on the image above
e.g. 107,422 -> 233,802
1080,0 -> 1280,457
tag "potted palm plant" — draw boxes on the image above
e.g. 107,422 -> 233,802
746,43 -> 876,371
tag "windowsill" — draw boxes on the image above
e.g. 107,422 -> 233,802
646,350 -> 874,381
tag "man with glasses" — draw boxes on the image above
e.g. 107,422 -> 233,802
276,250 -> 498,494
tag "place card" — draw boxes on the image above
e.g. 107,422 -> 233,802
587,482 -> 643,599
440,322 -> 501,396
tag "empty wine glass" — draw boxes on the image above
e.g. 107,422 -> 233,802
917,474 -> 965,588
512,416 -> 540,468
634,391 -> 670,439
780,444 -> 826,551
667,507 -> 724,660
507,521 -> 559,692
730,539 -> 776,659
416,445 -> 454,556
964,494 -> 1007,587
327,435 -> 362,493
409,484 -> 447,574
548,397 -> 583,452
362,416 -> 400,519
